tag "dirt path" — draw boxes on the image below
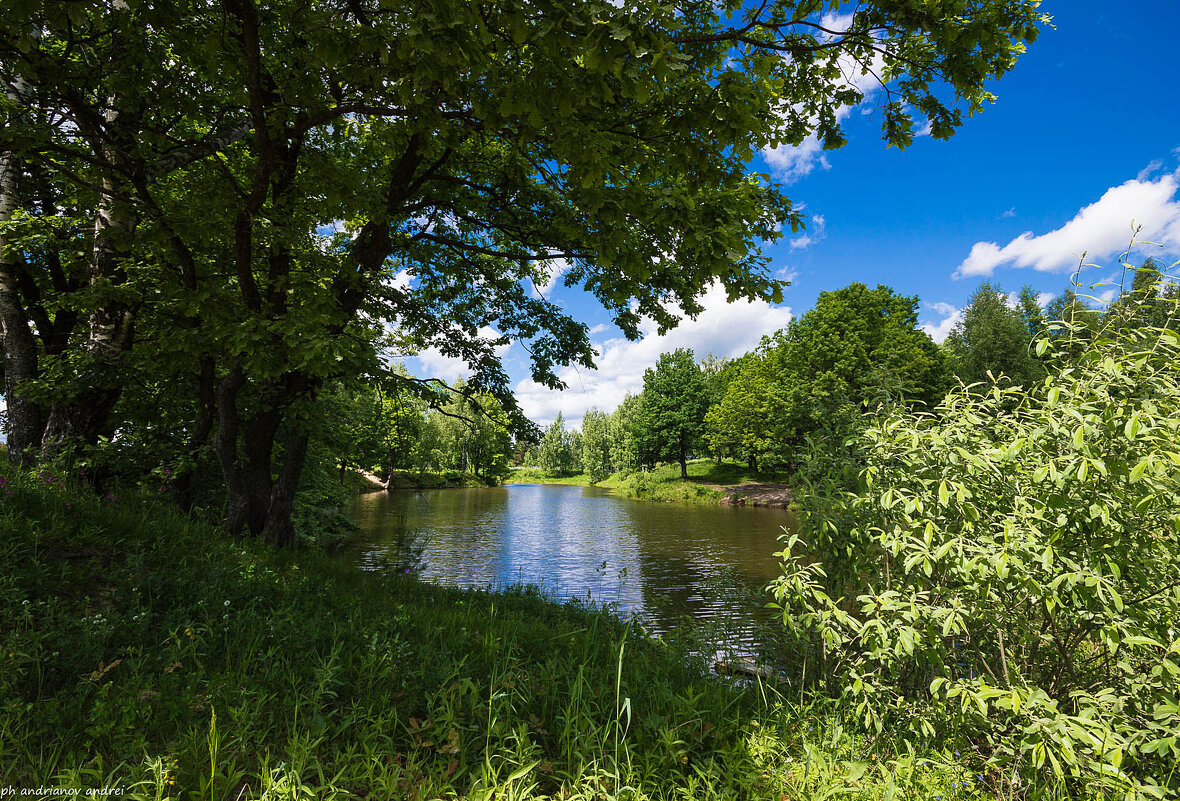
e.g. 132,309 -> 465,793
356,469 -> 388,491
719,482 -> 792,509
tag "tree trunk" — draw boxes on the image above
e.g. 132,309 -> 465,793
172,356 -> 217,511
0,135 -> 43,465
40,129 -> 139,461
261,428 -> 309,546
748,454 -> 757,472
679,453 -> 688,480
214,367 -> 315,543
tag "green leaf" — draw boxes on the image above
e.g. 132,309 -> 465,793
1129,457 -> 1150,483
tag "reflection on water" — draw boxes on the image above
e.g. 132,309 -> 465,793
343,484 -> 794,652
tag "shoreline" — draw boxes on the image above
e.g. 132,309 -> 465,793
354,465 -> 794,511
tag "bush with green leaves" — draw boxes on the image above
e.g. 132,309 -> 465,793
772,310 -> 1180,798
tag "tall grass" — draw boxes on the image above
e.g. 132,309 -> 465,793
1,464 -> 1072,799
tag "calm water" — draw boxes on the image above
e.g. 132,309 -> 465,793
343,484 -> 794,648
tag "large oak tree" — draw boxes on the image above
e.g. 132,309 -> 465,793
1,0 -> 1045,541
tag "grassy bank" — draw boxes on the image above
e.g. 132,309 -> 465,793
2,465 -> 1027,799
505,460 -> 787,507
502,469 -> 601,486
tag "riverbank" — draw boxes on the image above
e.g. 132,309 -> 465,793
352,468 -> 495,491
1,466 -> 985,799
505,460 -> 794,509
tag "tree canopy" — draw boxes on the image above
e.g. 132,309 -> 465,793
1,0 -> 1046,540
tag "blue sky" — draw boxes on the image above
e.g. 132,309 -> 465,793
414,1 -> 1180,427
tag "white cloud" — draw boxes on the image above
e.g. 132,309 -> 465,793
1001,207 -> 1016,219
391,269 -> 412,291
789,213 -> 826,250
514,283 -> 793,427
920,301 -> 963,344
535,258 -> 570,298
412,326 -> 512,383
956,169 -> 1180,278
764,137 -> 831,184
775,266 -> 800,283
1138,160 -> 1164,181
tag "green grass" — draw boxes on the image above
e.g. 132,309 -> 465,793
502,469 -> 600,486
503,460 -> 785,506
0,463 -> 1060,799
642,459 -> 777,486
611,460 -> 787,505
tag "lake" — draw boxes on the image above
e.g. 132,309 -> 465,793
343,483 -> 794,652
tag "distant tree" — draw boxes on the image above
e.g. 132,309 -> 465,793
538,413 -> 573,476
465,397 -> 513,483
410,415 -> 444,483
429,386 -> 513,481
324,383 -> 386,481
634,349 -> 710,479
1015,286 -> 1047,338
946,281 -> 1045,389
1105,258 -> 1179,332
1042,287 -> 1102,363
699,354 -> 733,405
609,395 -> 642,476
379,374 -> 428,473
581,409 -> 614,483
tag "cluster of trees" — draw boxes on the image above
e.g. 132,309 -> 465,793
522,398 -> 641,482
532,267 -> 1177,482
322,376 -> 513,487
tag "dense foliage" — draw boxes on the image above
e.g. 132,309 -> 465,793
772,288 -> 1180,797
946,282 -> 1047,388
633,349 -> 711,479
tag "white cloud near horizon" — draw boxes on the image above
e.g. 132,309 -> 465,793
956,169 -> 1180,278
513,283 -> 793,428
920,301 -> 963,344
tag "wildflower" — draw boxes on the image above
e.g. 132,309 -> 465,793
185,627 -> 194,639
224,600 -> 231,607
